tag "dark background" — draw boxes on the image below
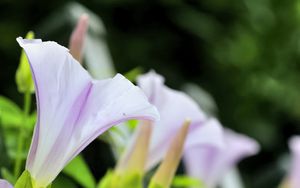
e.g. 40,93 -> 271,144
1,0 -> 300,187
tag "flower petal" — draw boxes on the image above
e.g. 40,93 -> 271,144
17,37 -> 159,187
288,136 -> 300,188
184,129 -> 259,188
0,180 -> 13,188
136,71 -> 208,170
185,118 -> 224,150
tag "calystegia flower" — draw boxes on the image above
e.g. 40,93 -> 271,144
184,128 -> 260,188
15,37 -> 159,187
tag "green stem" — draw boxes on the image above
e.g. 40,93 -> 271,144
14,91 -> 31,178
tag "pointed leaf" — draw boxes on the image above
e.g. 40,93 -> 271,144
0,96 -> 23,127
1,168 -> 16,184
63,155 -> 96,188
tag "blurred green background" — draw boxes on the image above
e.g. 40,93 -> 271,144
1,0 -> 300,187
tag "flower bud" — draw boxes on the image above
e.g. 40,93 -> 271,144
117,120 -> 153,175
149,120 -> 191,188
69,14 -> 89,63
15,31 -> 35,93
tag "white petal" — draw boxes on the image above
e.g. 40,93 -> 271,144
17,37 -> 159,187
184,129 -> 259,188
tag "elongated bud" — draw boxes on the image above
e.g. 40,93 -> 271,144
116,120 -> 153,174
15,31 -> 35,93
149,119 -> 191,188
69,14 -> 89,63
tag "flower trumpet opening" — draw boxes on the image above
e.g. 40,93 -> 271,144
150,119 -> 191,188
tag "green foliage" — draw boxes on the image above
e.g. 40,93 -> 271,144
1,167 -> 16,184
155,175 -> 202,188
0,95 -> 36,180
0,95 -> 35,179
124,67 -> 144,82
127,120 -> 139,131
172,175 -> 204,188
0,96 -> 23,127
97,170 -> 113,188
63,155 -> 96,188
52,176 -> 77,188
148,181 -> 164,188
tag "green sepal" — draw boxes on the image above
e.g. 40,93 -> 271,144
15,31 -> 35,93
172,175 -> 205,188
148,181 -> 164,188
98,170 -> 143,188
97,170 -> 113,188
14,170 -> 52,188
122,171 -> 142,188
14,170 -> 33,188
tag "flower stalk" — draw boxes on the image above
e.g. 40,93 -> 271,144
14,91 -> 31,178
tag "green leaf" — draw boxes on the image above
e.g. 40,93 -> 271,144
0,122 -> 9,168
0,96 -> 21,114
52,175 -> 77,188
127,119 -> 139,131
0,96 -> 23,127
124,67 -> 143,82
1,167 -> 16,184
15,31 -> 35,93
172,175 -> 204,188
63,155 -> 96,188
14,170 -> 33,188
97,170 -> 113,188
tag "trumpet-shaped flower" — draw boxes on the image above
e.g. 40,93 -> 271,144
119,71 -> 224,173
17,37 -> 159,187
286,136 -> 300,188
184,129 -> 260,188
0,180 -> 13,188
